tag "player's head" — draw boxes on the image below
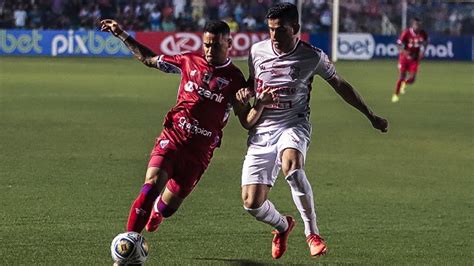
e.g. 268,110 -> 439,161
411,17 -> 422,32
202,20 -> 232,65
266,2 -> 300,53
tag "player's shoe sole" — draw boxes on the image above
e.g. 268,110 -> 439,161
391,94 -> 399,103
307,233 -> 327,257
145,209 -> 163,232
271,216 -> 296,259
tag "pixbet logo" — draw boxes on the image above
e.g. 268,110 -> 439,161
161,33 -> 201,55
51,30 -> 129,56
184,81 -> 224,103
0,30 -> 42,54
338,33 -> 375,60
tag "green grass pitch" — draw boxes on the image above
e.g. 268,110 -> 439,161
0,57 -> 472,264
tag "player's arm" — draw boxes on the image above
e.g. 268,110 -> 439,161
100,19 -> 158,67
397,31 -> 412,59
326,74 -> 388,133
234,87 -> 277,130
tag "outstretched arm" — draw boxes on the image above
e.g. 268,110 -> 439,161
234,87 -> 278,130
100,19 -> 158,67
326,73 -> 388,133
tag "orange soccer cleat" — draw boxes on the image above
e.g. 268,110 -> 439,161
306,233 -> 327,257
145,208 -> 164,232
271,216 -> 296,259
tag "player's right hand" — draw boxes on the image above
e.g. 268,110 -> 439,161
100,19 -> 123,36
371,115 -> 389,133
236,88 -> 254,104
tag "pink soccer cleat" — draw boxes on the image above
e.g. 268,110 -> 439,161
306,233 -> 327,257
271,216 -> 296,259
145,208 -> 163,232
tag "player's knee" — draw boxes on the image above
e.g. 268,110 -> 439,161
281,149 -> 304,176
144,168 -> 168,185
145,174 -> 159,184
285,169 -> 312,196
281,159 -> 303,177
242,196 -> 263,209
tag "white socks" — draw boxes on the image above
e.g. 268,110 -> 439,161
286,169 -> 319,236
244,200 -> 289,233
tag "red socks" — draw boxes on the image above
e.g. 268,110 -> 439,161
126,183 -> 161,232
395,78 -> 404,94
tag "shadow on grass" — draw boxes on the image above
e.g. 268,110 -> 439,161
192,257 -> 269,265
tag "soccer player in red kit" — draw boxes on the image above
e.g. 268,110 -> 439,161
392,18 -> 428,103
100,19 -> 248,235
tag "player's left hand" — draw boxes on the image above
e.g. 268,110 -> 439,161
100,19 -> 123,36
370,115 -> 389,133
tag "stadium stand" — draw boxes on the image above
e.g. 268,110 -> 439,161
0,0 -> 472,35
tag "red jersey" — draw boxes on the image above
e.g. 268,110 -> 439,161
156,53 -> 246,151
397,28 -> 428,61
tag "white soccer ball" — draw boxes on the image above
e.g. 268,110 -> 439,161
111,232 -> 149,265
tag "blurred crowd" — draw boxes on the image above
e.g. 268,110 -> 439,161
1,0 -> 472,35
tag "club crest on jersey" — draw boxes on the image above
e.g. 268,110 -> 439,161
216,77 -> 229,90
159,139 -> 170,149
202,71 -> 212,84
190,69 -> 197,77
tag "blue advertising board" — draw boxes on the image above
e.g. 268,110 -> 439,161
1,29 -> 472,61
334,33 -> 472,61
309,33 -> 330,55
0,29 -> 132,57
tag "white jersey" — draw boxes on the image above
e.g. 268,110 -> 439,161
248,39 -> 336,134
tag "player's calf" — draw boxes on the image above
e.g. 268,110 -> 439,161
126,183 -> 161,233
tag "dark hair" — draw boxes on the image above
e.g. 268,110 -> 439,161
412,17 -> 421,23
266,2 -> 299,23
203,20 -> 230,35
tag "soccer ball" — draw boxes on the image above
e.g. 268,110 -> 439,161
110,232 -> 149,265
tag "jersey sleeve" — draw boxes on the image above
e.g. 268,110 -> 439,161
314,51 -> 336,80
156,54 -> 183,74
397,30 -> 408,48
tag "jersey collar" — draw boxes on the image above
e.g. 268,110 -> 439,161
213,58 -> 231,69
272,38 -> 300,57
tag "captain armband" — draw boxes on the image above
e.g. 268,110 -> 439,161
117,31 -> 130,42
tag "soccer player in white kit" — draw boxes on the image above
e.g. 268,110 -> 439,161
236,3 -> 389,259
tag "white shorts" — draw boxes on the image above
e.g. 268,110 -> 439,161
241,123 -> 311,186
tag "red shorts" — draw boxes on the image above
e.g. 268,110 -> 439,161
147,130 -> 213,198
398,56 -> 419,73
